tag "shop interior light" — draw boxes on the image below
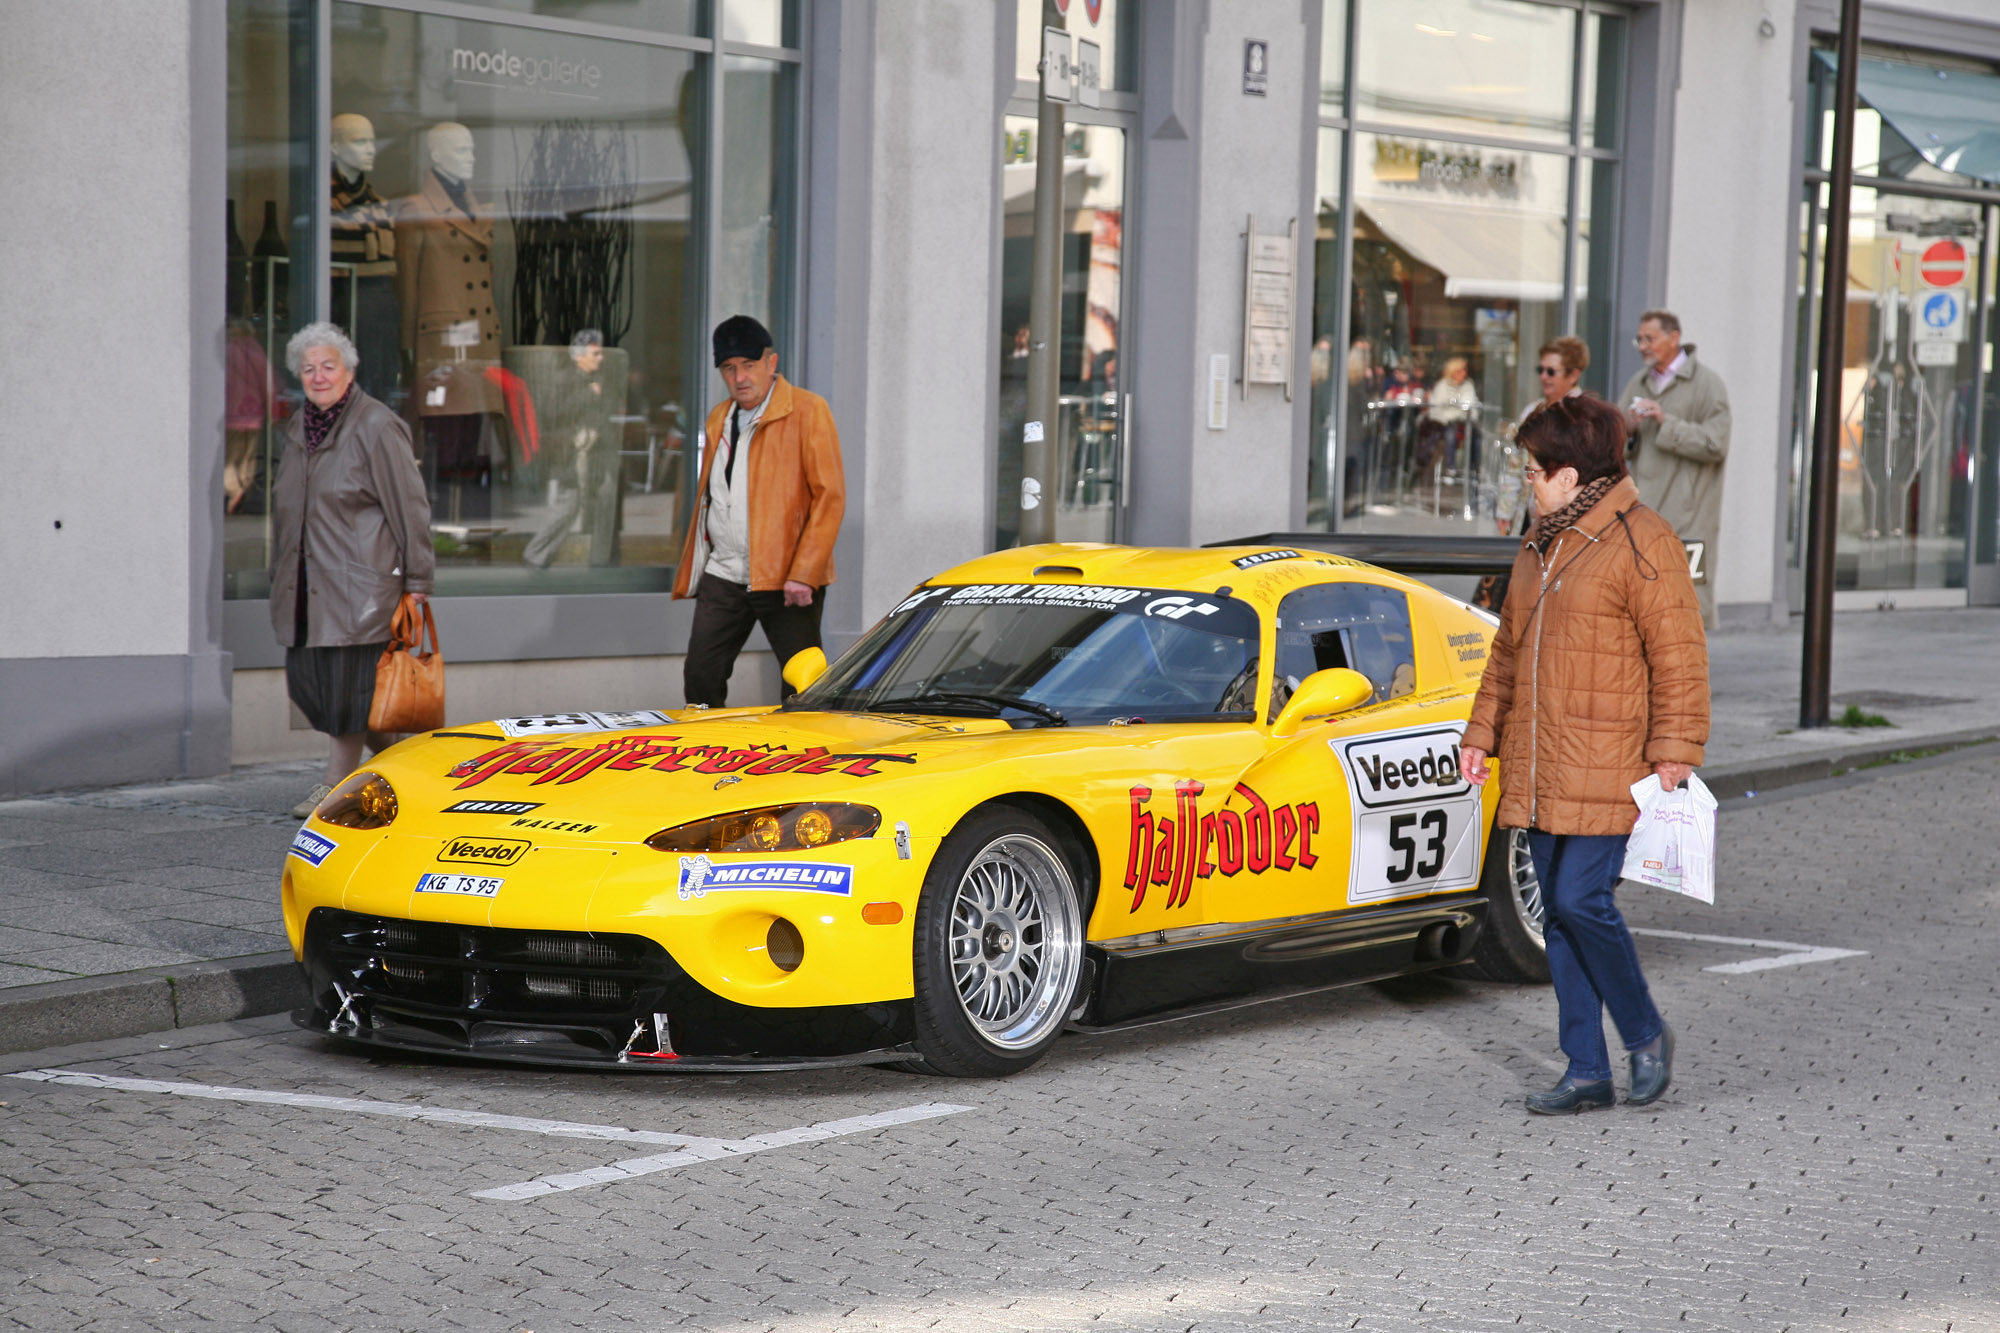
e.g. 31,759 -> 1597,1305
313,771 -> 399,829
645,803 -> 880,854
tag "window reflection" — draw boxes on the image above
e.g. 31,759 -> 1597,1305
1340,134 -> 1569,531
1354,0 -> 1576,146
994,117 -> 1126,548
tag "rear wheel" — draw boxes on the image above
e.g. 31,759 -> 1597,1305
903,807 -> 1089,1077
1453,825 -> 1549,983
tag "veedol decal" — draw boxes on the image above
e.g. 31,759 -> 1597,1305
288,827 -> 338,867
1331,724 -> 1482,905
435,836 -> 530,867
1124,781 -> 1320,912
445,737 -> 917,789
676,855 -> 854,901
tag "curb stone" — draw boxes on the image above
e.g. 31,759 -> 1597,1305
0,725 -> 1993,1055
0,952 -> 304,1056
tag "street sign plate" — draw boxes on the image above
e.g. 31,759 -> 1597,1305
1041,27 -> 1072,103
1913,288 -> 1968,343
1077,38 -> 1101,109
1919,239 -> 1967,287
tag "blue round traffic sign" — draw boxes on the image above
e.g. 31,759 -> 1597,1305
1923,291 -> 1959,328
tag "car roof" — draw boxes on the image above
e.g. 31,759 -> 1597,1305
922,542 -> 1432,610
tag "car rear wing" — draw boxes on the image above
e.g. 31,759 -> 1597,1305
1208,532 -> 1519,577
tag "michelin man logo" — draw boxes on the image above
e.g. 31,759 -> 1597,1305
678,854 -> 715,901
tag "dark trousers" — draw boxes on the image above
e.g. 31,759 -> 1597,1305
683,571 -> 825,708
1526,830 -> 1664,1084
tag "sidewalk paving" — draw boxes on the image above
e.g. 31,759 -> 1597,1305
2,607 -> 1996,1052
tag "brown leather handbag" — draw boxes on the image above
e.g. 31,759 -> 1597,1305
368,596 -> 445,734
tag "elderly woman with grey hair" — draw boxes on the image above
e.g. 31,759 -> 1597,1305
269,321 -> 436,817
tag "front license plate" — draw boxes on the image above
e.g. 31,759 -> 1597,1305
415,872 -> 504,898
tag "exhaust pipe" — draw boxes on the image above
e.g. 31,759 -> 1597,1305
1415,921 -> 1462,962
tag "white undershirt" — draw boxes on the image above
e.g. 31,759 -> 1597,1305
703,379 -> 776,585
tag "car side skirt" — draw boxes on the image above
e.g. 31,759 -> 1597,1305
1079,893 -> 1488,1029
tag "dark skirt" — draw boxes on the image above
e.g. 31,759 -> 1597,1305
286,642 -> 388,736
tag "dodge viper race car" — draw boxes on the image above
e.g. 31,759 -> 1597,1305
284,543 -> 1547,1076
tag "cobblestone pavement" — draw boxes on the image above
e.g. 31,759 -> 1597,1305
2,750 -> 1996,1332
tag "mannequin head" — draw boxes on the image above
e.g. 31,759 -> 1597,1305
426,122 -> 475,184
330,113 -> 377,175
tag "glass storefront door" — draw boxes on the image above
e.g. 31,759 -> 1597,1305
993,116 -> 1128,548
1832,195 -> 1982,591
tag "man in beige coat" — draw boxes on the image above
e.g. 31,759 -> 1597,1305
1619,309 -> 1730,627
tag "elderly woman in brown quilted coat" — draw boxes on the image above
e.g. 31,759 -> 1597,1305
1460,393 -> 1708,1115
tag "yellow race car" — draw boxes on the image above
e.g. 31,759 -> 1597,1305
284,544 -> 1546,1076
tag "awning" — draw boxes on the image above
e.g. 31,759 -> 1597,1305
1820,50 -> 2000,185
1355,197 -> 1567,304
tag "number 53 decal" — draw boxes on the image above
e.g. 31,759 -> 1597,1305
1332,724 -> 1484,905
1386,808 -> 1450,884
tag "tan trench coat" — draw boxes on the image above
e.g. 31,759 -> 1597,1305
393,168 -> 502,417
268,390 -> 436,648
1464,476 -> 1710,836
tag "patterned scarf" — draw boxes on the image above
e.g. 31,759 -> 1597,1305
302,384 -> 355,456
1529,473 -> 1619,554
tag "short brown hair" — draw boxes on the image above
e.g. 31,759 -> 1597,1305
1536,335 -> 1590,376
1637,308 -> 1681,335
1518,393 -> 1628,485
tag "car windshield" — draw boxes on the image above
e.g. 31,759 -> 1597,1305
791,584 -> 1264,725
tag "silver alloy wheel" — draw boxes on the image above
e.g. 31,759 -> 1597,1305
1505,828 -> 1546,945
947,833 -> 1083,1050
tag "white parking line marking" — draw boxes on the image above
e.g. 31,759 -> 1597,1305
472,1103 -> 971,1201
5,1069 -> 719,1146
5,1068 -> 972,1202
1630,927 -> 1867,974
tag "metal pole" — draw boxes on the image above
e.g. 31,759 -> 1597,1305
1800,0 -> 1863,728
1021,0 -> 1066,546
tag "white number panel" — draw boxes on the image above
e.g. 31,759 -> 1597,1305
1331,723 -> 1483,905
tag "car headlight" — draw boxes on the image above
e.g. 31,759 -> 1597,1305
314,771 -> 399,829
645,803 -> 879,854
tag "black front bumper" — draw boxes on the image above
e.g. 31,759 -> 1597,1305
295,907 -> 916,1071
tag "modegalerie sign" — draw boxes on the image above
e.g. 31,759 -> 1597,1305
451,45 -> 603,90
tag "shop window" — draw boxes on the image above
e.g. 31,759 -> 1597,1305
223,1 -> 799,602
1310,0 -> 1623,537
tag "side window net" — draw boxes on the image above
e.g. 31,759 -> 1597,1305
1269,583 -> 1417,720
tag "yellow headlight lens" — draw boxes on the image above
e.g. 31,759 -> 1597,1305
314,771 -> 398,830
794,808 -> 833,847
645,803 -> 880,854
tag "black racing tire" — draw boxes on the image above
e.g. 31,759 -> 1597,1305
901,806 -> 1091,1078
1451,824 -> 1550,984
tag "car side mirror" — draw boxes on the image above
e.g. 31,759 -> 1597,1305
1270,667 -> 1375,737
782,646 -> 828,692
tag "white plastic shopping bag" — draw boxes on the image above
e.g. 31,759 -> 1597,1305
1621,773 -> 1716,904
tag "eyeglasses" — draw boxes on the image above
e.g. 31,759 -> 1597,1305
1523,465 -> 1547,481
1536,366 -> 1564,377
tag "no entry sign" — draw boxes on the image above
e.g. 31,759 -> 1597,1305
1920,240 -> 1967,288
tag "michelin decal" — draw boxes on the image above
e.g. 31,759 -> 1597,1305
677,855 -> 855,901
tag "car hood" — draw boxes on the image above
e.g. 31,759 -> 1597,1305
369,708 -> 1026,844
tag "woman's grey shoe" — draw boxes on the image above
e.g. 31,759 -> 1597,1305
290,783 -> 333,820
1627,1023 -> 1675,1106
1525,1076 -> 1615,1115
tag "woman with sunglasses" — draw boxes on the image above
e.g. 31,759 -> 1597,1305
1461,392 -> 1709,1114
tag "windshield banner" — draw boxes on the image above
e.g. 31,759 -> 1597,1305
896,584 -> 1260,638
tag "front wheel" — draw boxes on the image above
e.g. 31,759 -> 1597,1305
1452,825 -> 1549,983
904,807 -> 1089,1077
